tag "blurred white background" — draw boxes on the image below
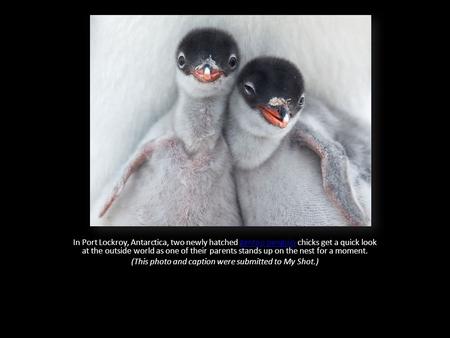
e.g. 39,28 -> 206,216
90,15 -> 371,209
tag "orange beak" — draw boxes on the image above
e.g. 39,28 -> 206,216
257,104 -> 289,129
192,66 -> 223,83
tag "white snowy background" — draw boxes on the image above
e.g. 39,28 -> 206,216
90,15 -> 371,210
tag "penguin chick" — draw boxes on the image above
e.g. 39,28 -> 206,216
94,28 -> 242,226
225,57 -> 370,226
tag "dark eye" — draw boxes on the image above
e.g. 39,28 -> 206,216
228,55 -> 238,69
298,95 -> 305,107
243,82 -> 255,96
178,53 -> 186,68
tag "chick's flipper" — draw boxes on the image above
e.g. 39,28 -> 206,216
294,123 -> 369,226
98,138 -> 173,218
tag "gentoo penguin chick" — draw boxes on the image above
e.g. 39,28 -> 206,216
225,57 -> 370,226
93,28 -> 242,226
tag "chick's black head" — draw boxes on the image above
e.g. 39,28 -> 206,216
238,57 -> 305,115
176,28 -> 240,81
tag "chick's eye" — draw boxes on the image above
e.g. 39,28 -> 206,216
228,55 -> 237,69
243,82 -> 255,96
299,95 -> 305,106
178,54 -> 186,68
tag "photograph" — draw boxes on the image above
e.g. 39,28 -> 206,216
90,15 -> 371,226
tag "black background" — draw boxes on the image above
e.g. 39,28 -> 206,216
21,7 -> 421,288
